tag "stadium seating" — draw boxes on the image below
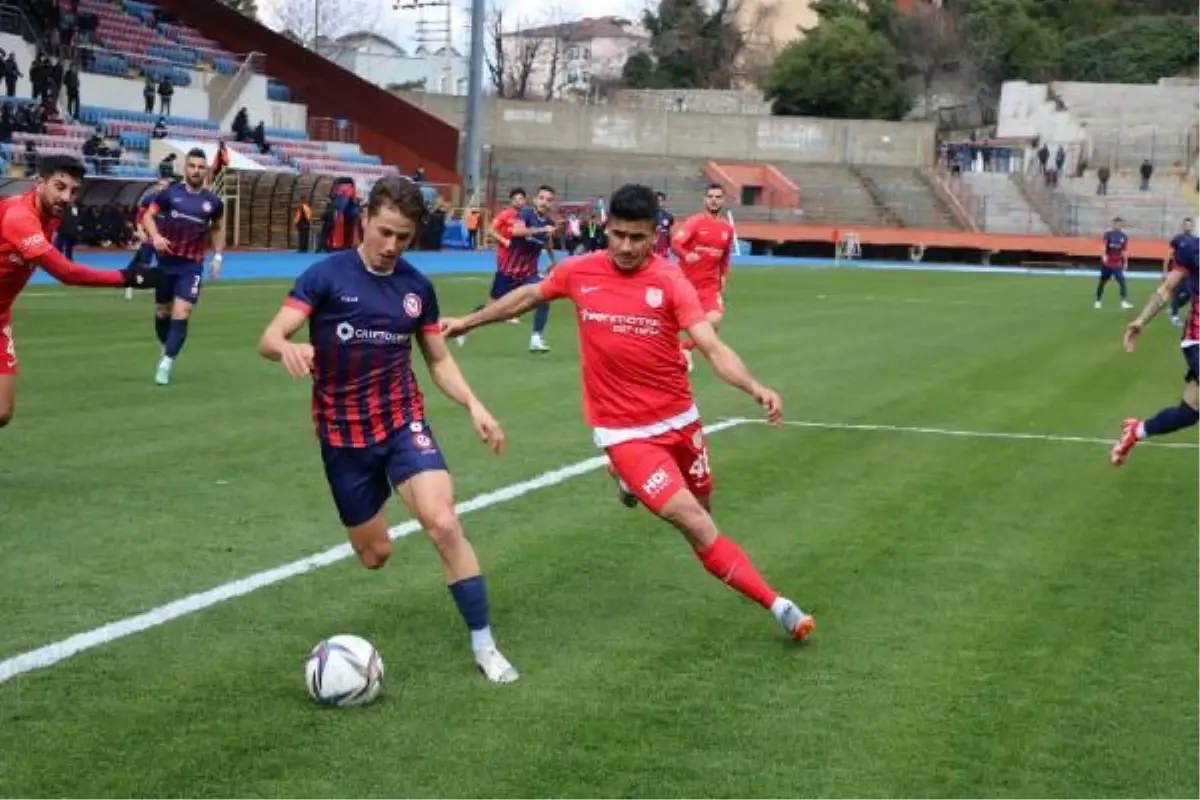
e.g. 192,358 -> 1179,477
854,166 -> 965,230
953,172 -> 1052,235
1049,172 -> 1194,239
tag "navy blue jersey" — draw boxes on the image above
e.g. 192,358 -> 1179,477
1169,232 -> 1198,266
502,206 -> 551,279
1171,236 -> 1200,343
285,249 -> 440,448
149,183 -> 223,269
1101,229 -> 1128,268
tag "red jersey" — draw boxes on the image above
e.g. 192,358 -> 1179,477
0,191 -> 61,320
672,212 -> 734,290
491,207 -> 519,268
538,251 -> 705,445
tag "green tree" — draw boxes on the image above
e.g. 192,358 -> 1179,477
622,0 -> 745,90
964,0 -> 1061,86
218,0 -> 258,19
1059,15 -> 1200,83
764,16 -> 910,121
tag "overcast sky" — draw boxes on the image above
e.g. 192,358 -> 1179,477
258,0 -> 646,51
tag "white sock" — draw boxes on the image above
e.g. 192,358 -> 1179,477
158,356 -> 174,369
769,596 -> 792,622
1136,421 -> 1147,440
471,626 -> 496,653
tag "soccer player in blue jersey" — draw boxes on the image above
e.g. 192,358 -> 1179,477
1095,217 -> 1133,309
493,184 -> 557,353
257,176 -> 519,684
1111,233 -> 1200,466
140,149 -> 224,386
1166,217 -> 1196,326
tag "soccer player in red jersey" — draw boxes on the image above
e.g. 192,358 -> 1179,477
442,184 -> 815,643
258,176 -> 520,683
0,155 -> 160,429
672,183 -> 735,371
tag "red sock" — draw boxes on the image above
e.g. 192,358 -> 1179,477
697,536 -> 779,609
681,338 -> 696,352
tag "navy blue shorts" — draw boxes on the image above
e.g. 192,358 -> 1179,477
156,266 -> 204,305
1099,267 -> 1126,281
1184,344 -> 1198,383
489,271 -> 542,300
319,421 -> 448,527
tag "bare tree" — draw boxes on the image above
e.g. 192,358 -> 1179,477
484,6 -> 508,98
264,0 -> 380,49
736,0 -> 782,87
898,2 -> 962,116
541,15 -> 567,101
505,28 -> 543,100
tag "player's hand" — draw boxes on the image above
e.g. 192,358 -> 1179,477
151,234 -> 171,253
1123,321 -> 1144,352
753,384 -> 784,426
440,317 -> 469,338
208,255 -> 222,281
279,342 -> 315,378
120,262 -> 162,290
468,401 -> 505,454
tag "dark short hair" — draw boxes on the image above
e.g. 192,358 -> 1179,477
608,184 -> 658,223
367,175 -> 427,223
706,183 -> 724,193
38,154 -> 85,182
509,186 -> 526,198
1112,216 -> 1123,223
536,184 -> 556,196
185,147 -> 207,161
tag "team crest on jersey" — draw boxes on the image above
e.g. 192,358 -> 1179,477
403,292 -> 422,318
412,430 -> 436,452
645,287 -> 663,308
410,421 -> 424,432
202,201 -> 213,213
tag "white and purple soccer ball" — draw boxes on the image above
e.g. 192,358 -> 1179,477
304,634 -> 385,707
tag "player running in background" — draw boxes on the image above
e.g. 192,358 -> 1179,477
1095,216 -> 1133,309
257,176 -> 519,684
442,184 -> 815,643
122,177 -> 169,300
672,183 -> 735,372
1110,233 -> 1200,466
652,191 -> 674,258
1165,217 -> 1196,326
0,155 -> 161,428
140,148 -> 224,386
491,184 -> 557,353
455,186 -> 526,346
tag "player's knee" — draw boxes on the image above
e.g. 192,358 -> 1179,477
355,537 -> 392,570
154,306 -> 171,319
659,492 -> 718,550
425,511 -> 467,555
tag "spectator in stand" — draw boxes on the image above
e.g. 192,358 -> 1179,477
143,76 -> 155,114
157,77 -> 173,116
63,61 -> 78,119
212,140 -> 230,180
231,107 -> 250,142
1037,142 -> 1050,174
4,53 -> 19,97
293,199 -> 311,253
412,163 -> 426,183
54,202 -> 80,260
21,141 -> 36,178
30,52 -> 47,100
1140,158 -> 1154,191
251,120 -> 270,154
158,152 -> 176,179
1055,145 -> 1066,175
152,116 -> 168,139
0,103 -> 12,143
49,57 -> 62,96
1097,165 -> 1111,195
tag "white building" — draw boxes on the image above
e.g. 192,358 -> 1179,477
323,32 -> 470,95
501,16 -> 649,101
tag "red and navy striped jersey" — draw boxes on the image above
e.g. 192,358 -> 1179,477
284,249 -> 441,448
149,183 -> 223,269
1171,236 -> 1199,344
653,209 -> 674,256
1101,229 -> 1128,268
1169,232 -> 1198,265
501,206 -> 551,279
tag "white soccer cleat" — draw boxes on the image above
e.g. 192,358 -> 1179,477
529,334 -> 550,353
154,358 -> 172,386
1120,300 -> 1134,309
1093,301 -> 1102,309
475,647 -> 520,684
455,334 -> 468,347
772,597 -> 815,642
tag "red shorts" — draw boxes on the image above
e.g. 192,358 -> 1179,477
694,285 -> 724,316
605,419 -> 712,513
0,316 -> 16,376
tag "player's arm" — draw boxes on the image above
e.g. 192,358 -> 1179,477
1123,268 -> 1188,352
140,194 -> 171,252
670,219 -> 695,261
4,211 -> 152,288
416,329 -> 503,453
449,283 -> 545,335
258,304 -> 313,377
208,206 -> 225,278
687,319 -> 783,424
543,236 -> 557,269
510,208 -> 553,238
487,214 -> 511,248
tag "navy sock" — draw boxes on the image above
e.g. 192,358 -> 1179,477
1115,273 -> 1128,299
154,315 -> 170,345
532,302 -> 549,335
1144,402 -> 1200,437
164,318 -> 189,359
448,575 -> 490,632
1095,277 -> 1108,301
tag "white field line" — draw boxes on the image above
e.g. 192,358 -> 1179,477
19,275 -> 487,298
0,418 -> 746,685
741,418 -> 1198,450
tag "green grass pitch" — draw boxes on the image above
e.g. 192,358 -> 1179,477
0,267 -> 1195,798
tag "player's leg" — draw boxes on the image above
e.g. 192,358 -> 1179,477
1095,269 -> 1112,307
391,425 -> 518,683
321,441 -> 396,568
606,432 -> 814,640
1114,270 -> 1132,308
1170,283 -> 1189,325
681,293 -> 724,371
153,273 -> 173,348
156,270 -> 201,385
0,319 -> 17,428
1111,346 -> 1200,466
527,274 -> 550,353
